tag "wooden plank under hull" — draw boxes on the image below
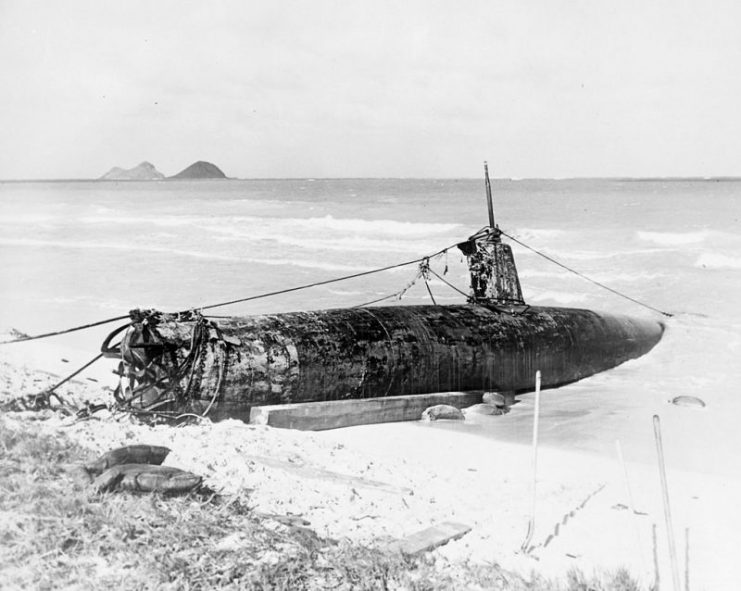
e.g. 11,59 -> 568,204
248,391 -> 482,430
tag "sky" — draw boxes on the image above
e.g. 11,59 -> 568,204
1,0 -> 740,179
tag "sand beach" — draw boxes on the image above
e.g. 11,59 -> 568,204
2,333 -> 739,590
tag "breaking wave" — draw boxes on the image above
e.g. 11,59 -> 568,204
76,214 -> 460,255
523,248 -> 662,261
290,216 -> 460,236
519,269 -> 662,282
248,257 -> 373,273
0,238 -> 374,273
526,291 -> 590,305
637,231 -> 709,245
513,228 -> 568,242
325,289 -> 367,297
0,213 -> 60,225
212,233 -> 443,255
0,238 -> 249,262
80,214 -> 460,237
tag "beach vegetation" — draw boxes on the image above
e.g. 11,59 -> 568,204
0,416 -> 647,590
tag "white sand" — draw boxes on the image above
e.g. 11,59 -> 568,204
2,336 -> 739,590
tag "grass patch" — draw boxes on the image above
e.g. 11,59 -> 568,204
0,416 -> 648,590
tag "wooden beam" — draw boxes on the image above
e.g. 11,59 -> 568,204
389,522 -> 472,556
249,391 -> 482,431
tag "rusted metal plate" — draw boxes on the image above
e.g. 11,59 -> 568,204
459,237 -> 524,304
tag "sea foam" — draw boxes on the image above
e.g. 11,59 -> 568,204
637,230 -> 709,245
525,291 -> 590,305
80,214 -> 459,237
0,238 -> 374,273
695,253 -> 741,269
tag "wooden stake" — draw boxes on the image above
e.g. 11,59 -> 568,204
616,439 -> 647,572
653,414 -> 681,591
615,439 -> 639,514
685,527 -> 690,591
652,523 -> 660,591
520,370 -> 541,553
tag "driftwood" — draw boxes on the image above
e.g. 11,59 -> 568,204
389,522 -> 472,556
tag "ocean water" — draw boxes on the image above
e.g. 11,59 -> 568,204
1,178 -> 740,475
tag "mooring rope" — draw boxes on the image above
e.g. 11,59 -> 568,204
46,352 -> 105,394
0,243 -> 460,346
0,315 -> 132,346
352,254 -> 448,308
353,271 -> 422,308
0,226 -> 673,350
103,311 -> 223,422
1,226 -> 675,420
0,352 -> 105,413
500,230 -> 674,318
192,242 -> 459,313
427,267 -> 470,299
351,292 -> 404,308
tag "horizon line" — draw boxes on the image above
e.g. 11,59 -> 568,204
2,175 -> 741,183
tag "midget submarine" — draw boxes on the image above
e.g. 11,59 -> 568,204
101,166 -> 665,421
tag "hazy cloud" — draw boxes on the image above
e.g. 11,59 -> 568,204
1,0 -> 740,178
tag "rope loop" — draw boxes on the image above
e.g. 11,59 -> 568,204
101,309 -> 239,423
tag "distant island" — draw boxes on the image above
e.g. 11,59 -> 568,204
99,161 -> 165,181
99,160 -> 228,181
168,161 -> 227,180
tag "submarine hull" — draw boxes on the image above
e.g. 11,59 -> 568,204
140,304 -> 664,419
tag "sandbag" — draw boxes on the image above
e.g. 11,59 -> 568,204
421,404 -> 465,421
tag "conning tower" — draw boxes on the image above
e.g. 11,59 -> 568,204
458,162 -> 525,307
